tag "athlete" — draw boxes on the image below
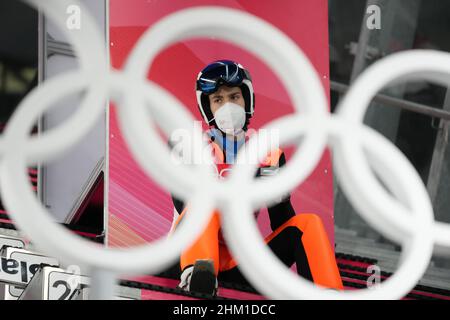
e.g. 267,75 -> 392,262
171,60 -> 343,296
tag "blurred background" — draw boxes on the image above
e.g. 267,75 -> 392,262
329,0 -> 450,275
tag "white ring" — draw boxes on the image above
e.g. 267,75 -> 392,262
123,7 -> 329,208
222,116 -> 434,299
1,71 -> 216,273
336,50 -> 450,250
16,0 -> 108,161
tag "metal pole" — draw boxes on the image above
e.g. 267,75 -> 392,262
427,89 -> 450,203
331,81 -> 450,121
89,268 -> 117,300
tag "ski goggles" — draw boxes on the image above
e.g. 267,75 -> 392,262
196,62 -> 251,94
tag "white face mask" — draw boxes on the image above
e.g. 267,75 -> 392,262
213,102 -> 246,136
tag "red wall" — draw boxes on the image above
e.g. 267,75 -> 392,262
108,0 -> 334,248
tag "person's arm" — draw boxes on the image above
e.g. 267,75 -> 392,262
263,153 -> 296,231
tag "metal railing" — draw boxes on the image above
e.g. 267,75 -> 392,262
331,80 -> 450,121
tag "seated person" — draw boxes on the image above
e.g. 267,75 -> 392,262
171,60 -> 343,296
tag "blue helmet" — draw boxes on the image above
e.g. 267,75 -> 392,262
196,60 -> 255,128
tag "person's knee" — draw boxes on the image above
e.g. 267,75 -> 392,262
208,211 -> 221,228
286,214 -> 324,233
281,226 -> 303,241
293,213 -> 322,224
304,213 -> 323,224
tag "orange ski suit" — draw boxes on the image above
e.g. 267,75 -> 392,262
172,142 -> 343,290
